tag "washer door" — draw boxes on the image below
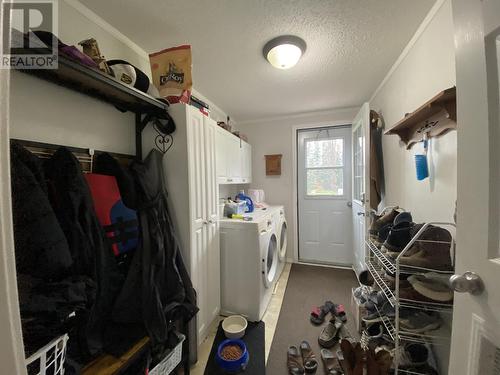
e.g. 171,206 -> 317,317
278,221 -> 287,261
262,233 -> 278,288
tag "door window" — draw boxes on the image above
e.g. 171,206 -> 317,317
305,138 -> 344,196
353,124 -> 364,202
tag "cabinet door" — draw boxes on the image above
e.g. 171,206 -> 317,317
240,142 -> 252,183
187,107 -> 208,342
227,135 -> 242,181
215,127 -> 229,182
204,119 -> 221,325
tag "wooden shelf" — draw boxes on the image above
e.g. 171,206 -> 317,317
384,87 -> 456,149
16,48 -> 168,117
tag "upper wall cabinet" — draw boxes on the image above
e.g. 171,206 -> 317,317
215,126 -> 252,184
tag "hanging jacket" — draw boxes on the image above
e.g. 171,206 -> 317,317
44,148 -> 123,356
130,150 -> 198,344
10,142 -> 73,280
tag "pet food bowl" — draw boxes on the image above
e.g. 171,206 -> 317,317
222,315 -> 248,339
216,339 -> 249,373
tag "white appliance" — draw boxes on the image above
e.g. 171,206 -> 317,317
269,206 -> 287,278
219,209 -> 279,321
146,103 -> 220,347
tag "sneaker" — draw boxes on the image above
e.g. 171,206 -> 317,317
382,221 -> 413,253
393,211 -> 413,226
399,343 -> 429,367
362,301 -> 395,323
407,273 -> 453,302
364,322 -> 384,339
373,223 -> 393,247
399,311 -> 441,333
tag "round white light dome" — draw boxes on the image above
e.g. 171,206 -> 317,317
263,35 -> 306,70
266,43 -> 303,69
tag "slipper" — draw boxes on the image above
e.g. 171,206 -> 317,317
334,304 -> 347,323
310,301 -> 335,325
288,346 -> 305,375
319,318 -> 343,348
300,341 -> 318,374
320,349 -> 341,375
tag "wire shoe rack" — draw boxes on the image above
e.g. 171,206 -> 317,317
364,207 -> 455,375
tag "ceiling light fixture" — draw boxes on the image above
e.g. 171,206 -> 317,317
263,35 -> 306,70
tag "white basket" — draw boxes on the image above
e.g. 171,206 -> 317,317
149,333 -> 186,375
26,334 -> 69,375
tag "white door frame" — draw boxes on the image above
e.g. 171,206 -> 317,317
291,120 -> 353,264
0,5 -> 28,373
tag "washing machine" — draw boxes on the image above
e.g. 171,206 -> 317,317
219,209 -> 279,321
269,206 -> 287,278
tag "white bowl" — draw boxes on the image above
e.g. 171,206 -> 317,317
222,315 -> 248,339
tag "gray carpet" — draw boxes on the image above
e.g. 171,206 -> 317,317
266,264 -> 359,374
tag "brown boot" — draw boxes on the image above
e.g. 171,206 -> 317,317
375,350 -> 392,375
339,339 -> 355,375
366,348 -> 380,375
369,208 -> 400,238
352,343 -> 365,375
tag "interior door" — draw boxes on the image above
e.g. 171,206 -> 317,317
204,118 -> 220,325
351,103 -> 370,277
297,126 -> 353,265
187,107 -> 208,342
449,1 -> 500,373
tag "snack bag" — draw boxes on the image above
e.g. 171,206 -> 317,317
149,45 -> 192,103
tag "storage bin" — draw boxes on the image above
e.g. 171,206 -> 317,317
149,333 -> 185,375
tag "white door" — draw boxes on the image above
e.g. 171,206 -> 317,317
351,103 -> 370,276
204,119 -> 220,326
297,126 -> 353,265
187,107 -> 208,342
449,1 -> 500,373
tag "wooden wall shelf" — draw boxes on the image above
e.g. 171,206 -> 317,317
384,87 -> 456,149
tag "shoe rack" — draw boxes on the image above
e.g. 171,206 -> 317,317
364,207 -> 455,375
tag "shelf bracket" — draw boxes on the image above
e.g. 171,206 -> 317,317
135,113 -> 150,159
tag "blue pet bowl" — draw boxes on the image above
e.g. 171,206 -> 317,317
216,339 -> 249,373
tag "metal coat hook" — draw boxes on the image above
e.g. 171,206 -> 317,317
153,120 -> 173,154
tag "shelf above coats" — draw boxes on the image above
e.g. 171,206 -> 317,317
15,48 -> 169,117
384,87 -> 456,149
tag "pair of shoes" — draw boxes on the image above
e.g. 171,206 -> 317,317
287,341 -> 318,374
381,221 -> 414,253
399,310 -> 442,333
362,301 -> 394,324
339,339 -> 392,375
319,318 -> 344,348
311,301 -> 335,325
368,208 -> 403,240
399,272 -> 453,304
320,349 -> 342,375
388,224 -> 453,271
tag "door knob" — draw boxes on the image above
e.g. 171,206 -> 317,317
347,201 -> 352,208
449,271 -> 484,295
357,212 -> 365,216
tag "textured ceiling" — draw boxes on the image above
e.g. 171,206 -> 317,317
82,0 -> 436,122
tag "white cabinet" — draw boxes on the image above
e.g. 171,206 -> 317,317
157,104 -> 220,346
215,126 -> 252,184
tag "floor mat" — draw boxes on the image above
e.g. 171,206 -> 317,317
203,321 -> 265,375
266,263 -> 359,374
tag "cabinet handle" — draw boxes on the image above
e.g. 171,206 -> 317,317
203,220 -> 208,225
227,178 -> 233,182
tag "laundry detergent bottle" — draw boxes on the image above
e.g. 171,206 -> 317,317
235,190 -> 254,213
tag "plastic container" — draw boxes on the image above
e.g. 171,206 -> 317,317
235,192 -> 254,213
224,201 -> 247,217
216,339 -> 249,373
26,334 -> 69,375
222,315 -> 248,339
149,332 -> 185,375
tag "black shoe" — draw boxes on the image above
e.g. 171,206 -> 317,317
382,221 -> 413,252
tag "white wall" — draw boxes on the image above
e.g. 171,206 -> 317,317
9,0 -> 229,154
238,108 -> 358,261
370,0 -> 457,223
369,1 -> 456,373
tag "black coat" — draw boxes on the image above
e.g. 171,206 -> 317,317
44,148 -> 123,356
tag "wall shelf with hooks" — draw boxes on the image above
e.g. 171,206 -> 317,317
14,47 -> 170,158
384,87 -> 456,149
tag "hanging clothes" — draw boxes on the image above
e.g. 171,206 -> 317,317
44,148 -> 123,356
369,110 -> 385,210
129,149 -> 198,344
